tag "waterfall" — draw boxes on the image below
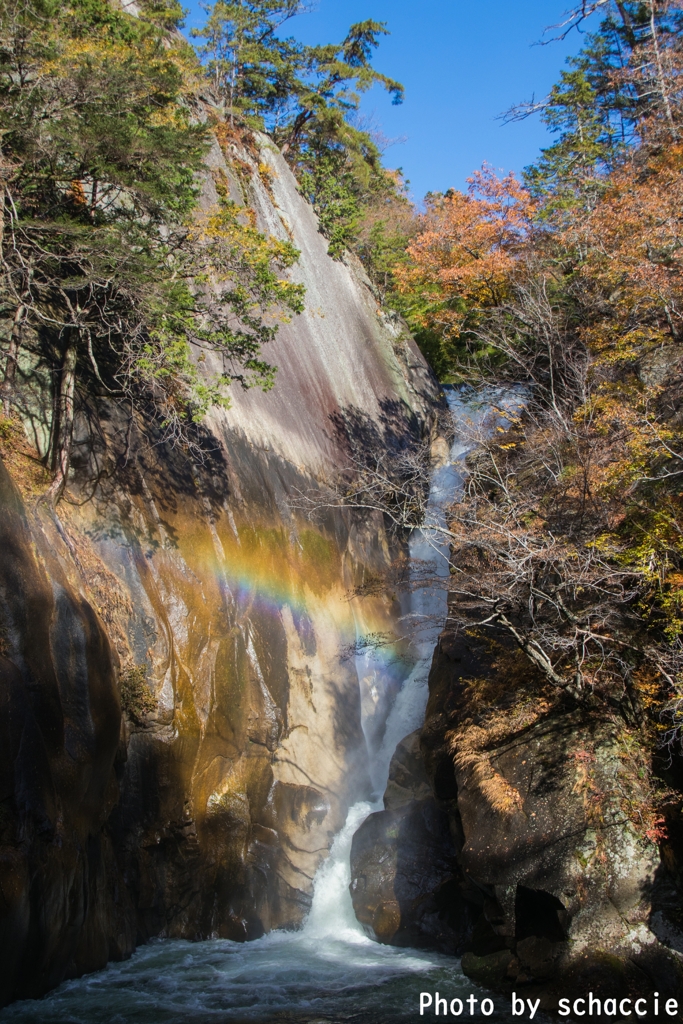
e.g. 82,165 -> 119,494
302,387 -> 482,945
0,390 -> 491,1024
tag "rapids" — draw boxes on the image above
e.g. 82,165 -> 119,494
0,391 -> 513,1024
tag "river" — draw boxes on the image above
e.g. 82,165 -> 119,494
0,390 -> 513,1024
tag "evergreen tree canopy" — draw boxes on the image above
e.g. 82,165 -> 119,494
0,0 -> 304,502
193,0 -> 404,256
523,70 -> 610,219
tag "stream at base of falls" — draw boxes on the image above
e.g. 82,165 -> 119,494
0,809 -> 480,1024
0,808 -> 491,1024
0,391 -> 519,1024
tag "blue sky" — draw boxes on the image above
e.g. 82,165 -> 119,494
182,1 -> 592,202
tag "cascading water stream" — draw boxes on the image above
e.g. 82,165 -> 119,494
305,389 -> 490,951
0,390 -> 504,1024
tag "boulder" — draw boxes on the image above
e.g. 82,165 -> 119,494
349,732 -> 474,952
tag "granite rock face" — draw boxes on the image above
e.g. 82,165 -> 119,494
350,616 -> 683,1014
0,461 -> 133,1005
0,125 -> 439,1005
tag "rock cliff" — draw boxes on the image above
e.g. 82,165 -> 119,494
0,126 -> 438,1005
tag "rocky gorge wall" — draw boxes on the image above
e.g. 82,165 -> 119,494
0,126 -> 439,1006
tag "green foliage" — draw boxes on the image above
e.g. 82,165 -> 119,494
523,69 -> 612,219
192,0 -> 304,126
282,19 -> 404,256
193,4 -> 402,137
523,0 -> 683,218
357,218 -> 409,293
299,150 -> 363,259
0,0 -> 306,483
120,664 -> 157,720
138,0 -> 186,30
297,118 -> 398,259
138,182 -> 305,429
193,0 -> 405,257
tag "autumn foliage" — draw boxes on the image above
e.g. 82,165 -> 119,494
396,168 -> 535,339
571,144 -> 683,351
384,1 -> 683,769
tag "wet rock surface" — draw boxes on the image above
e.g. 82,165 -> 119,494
349,732 -> 473,953
0,460 -> 132,1005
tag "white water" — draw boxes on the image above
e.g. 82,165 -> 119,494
0,390 -> 510,1024
359,388 -> 493,797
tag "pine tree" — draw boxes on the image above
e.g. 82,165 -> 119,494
523,70 -> 611,219
193,0 -> 404,256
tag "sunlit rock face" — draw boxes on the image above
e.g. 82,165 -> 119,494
201,130 -> 435,479
0,128 -> 438,1004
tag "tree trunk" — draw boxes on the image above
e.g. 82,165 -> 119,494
1,302 -> 25,417
0,185 -> 5,264
45,336 -> 77,506
614,0 -> 638,49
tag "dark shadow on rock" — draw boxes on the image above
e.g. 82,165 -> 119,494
328,397 -> 424,459
515,885 -> 569,943
0,457 -> 133,1006
349,732 -> 474,954
349,798 -> 475,954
